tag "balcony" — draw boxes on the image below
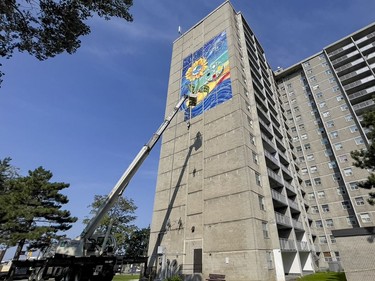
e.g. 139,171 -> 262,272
340,65 -> 371,85
271,189 -> 287,205
261,133 -> 276,153
349,85 -> 375,103
328,42 -> 355,58
288,198 -> 299,211
279,238 -> 296,251
297,240 -> 309,252
280,164 -> 293,179
264,150 -> 279,168
331,50 -> 360,67
267,168 -> 283,186
292,219 -> 304,230
336,58 -> 365,75
275,212 -> 292,228
284,182 -> 296,194
352,99 -> 375,114
259,118 -> 273,138
344,75 -> 375,92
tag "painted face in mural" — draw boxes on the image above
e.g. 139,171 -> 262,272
180,31 -> 232,120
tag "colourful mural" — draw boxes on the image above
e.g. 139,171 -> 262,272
180,31 -> 232,120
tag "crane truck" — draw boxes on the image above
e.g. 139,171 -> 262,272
5,94 -> 197,281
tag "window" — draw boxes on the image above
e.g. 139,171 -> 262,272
345,115 -> 353,122
342,201 -> 351,209
347,216 -> 357,226
303,61 -> 311,67
330,131 -> 339,138
259,195 -> 265,210
321,138 -> 329,145
255,172 -> 261,186
300,134 -> 307,140
322,204 -> 330,213
328,161 -> 337,169
314,178 -> 322,185
338,154 -> 348,163
310,76 -> 317,82
327,121 -> 335,128
330,235 -> 337,244
349,182 -> 359,190
319,54 -> 326,60
304,143 -> 311,150
319,235 -> 327,244
301,168 -> 308,175
262,222 -> 269,238
253,152 -> 259,164
246,102 -> 250,111
355,197 -> 365,206
355,137 -> 364,145
322,111 -> 331,118
317,128 -> 325,134
291,126 -> 297,132
308,192 -> 315,200
311,206 -> 319,214
349,125 -> 358,133
325,149 -> 333,157
324,252 -> 332,262
326,219 -> 334,228
340,104 -> 348,111
293,136 -> 299,142
336,95 -> 344,101
344,168 -> 353,176
334,143 -> 343,150
250,133 -> 255,145
247,116 -> 253,128
315,220 -> 323,228
319,102 -> 326,108
294,106 -> 300,112
333,86 -> 340,92
322,61 -> 328,67
266,251 -> 274,269
318,191 -> 326,198
326,70 -> 332,75
298,124 -> 305,131
329,77 -> 335,82
307,154 -> 315,161
337,186 -> 346,195
310,166 -> 318,173
296,146 -> 303,152
333,174 -> 341,182
360,213 -> 371,223
296,115 -> 302,121
316,92 -> 323,99
305,180 -> 312,187
313,85 -> 320,91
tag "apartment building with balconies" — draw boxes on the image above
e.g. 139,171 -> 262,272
147,1 -> 375,280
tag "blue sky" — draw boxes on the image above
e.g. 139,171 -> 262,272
1,0 -> 375,243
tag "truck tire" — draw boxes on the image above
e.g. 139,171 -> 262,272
36,267 -> 46,281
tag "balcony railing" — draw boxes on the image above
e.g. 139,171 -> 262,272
349,86 -> 375,101
271,189 -> 287,204
352,99 -> 375,111
297,240 -> 309,251
292,219 -> 304,230
284,181 -> 296,194
275,212 -> 292,227
267,168 -> 283,185
264,150 -> 279,165
279,238 -> 296,251
288,198 -> 299,210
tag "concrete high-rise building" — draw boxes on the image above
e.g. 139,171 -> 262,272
147,2 -> 375,280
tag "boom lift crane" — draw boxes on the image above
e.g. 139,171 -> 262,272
14,94 -> 196,281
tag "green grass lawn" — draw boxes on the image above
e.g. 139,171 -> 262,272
113,274 -> 140,281
298,272 -> 346,281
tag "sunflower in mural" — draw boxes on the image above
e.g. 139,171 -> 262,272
185,57 -> 208,81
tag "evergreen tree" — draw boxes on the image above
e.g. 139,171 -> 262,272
351,110 -> 375,205
0,160 -> 77,247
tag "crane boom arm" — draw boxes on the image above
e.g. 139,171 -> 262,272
80,95 -> 189,240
